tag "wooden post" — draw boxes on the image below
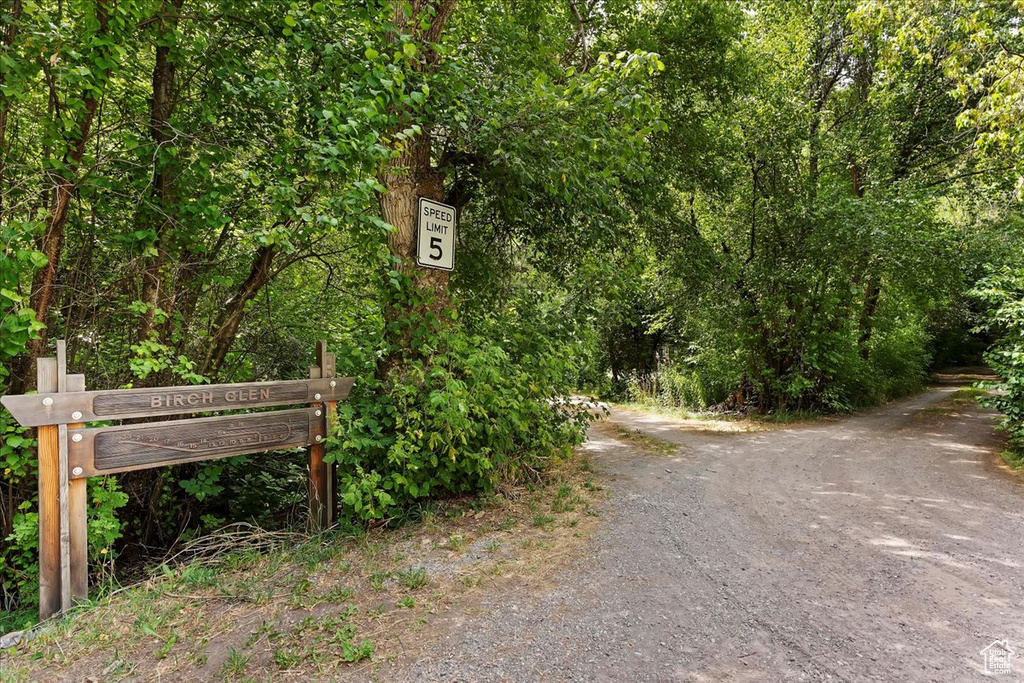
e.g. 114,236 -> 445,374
56,341 -> 71,613
67,373 -> 88,603
307,341 -> 331,530
324,351 -> 337,522
36,357 -> 60,620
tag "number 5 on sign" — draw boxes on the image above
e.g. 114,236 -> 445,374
416,197 -> 456,271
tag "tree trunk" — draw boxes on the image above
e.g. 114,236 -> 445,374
201,245 -> 278,378
858,276 -> 881,357
374,0 -> 458,378
380,132 -> 447,285
139,0 -> 184,342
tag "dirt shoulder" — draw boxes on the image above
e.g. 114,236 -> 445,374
0,454 -> 604,682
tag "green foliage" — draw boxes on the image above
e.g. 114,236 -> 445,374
178,463 -> 225,503
1,0 -> 1022,629
328,277 -> 591,522
973,268 -> 1024,451
330,323 -> 589,519
581,0 -> 1018,414
1,476 -> 127,619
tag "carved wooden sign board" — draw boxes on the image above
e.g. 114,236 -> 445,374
0,340 -> 352,620
68,407 -> 327,478
1,377 -> 350,426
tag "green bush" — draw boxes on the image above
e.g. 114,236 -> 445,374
864,315 -> 931,403
973,268 -> 1024,451
327,310 -> 592,521
623,359 -> 736,411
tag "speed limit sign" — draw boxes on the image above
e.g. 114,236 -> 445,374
416,197 -> 456,271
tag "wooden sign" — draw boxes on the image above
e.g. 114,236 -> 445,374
1,340 -> 351,620
68,408 -> 326,478
0,377 -> 353,426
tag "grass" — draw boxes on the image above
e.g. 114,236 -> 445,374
395,567 -> 429,590
0,607 -> 37,635
551,484 -> 588,513
221,647 -> 250,677
919,386 -> 989,419
949,386 -> 987,404
1,451 -> 605,682
444,533 -> 466,552
369,571 -> 389,591
607,424 -> 680,456
608,401 -> 812,431
752,408 -> 822,424
531,513 -> 556,528
1001,448 -> 1024,470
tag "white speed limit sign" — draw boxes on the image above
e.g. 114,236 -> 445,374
416,197 -> 456,271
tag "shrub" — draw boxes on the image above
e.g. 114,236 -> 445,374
973,268 -> 1024,451
327,314 -> 592,521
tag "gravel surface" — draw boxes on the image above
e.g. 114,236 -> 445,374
389,386 -> 1024,682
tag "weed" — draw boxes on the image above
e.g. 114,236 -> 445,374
610,425 -> 679,455
179,564 -> 218,589
395,567 -> 429,590
369,572 -> 389,591
320,586 -> 355,603
153,633 -> 177,660
244,620 -> 278,649
340,638 -> 374,663
274,648 -> 301,670
222,648 -> 250,676
330,623 -> 374,663
290,577 -> 312,601
397,596 -> 416,609
483,539 -> 501,553
447,533 -> 466,552
497,517 -> 516,531
531,514 -> 555,528
1002,448 -> 1024,469
551,485 -> 585,513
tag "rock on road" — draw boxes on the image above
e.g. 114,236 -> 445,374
396,384 -> 1024,682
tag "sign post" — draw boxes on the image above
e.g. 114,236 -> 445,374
1,341 -> 353,619
416,197 -> 456,271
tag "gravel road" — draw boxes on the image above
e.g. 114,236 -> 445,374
393,384 -> 1024,682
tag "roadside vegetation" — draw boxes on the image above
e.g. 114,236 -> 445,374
1,0 -> 1023,641
1,453 -> 602,681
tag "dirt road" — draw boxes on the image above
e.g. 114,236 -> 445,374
396,386 -> 1024,681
